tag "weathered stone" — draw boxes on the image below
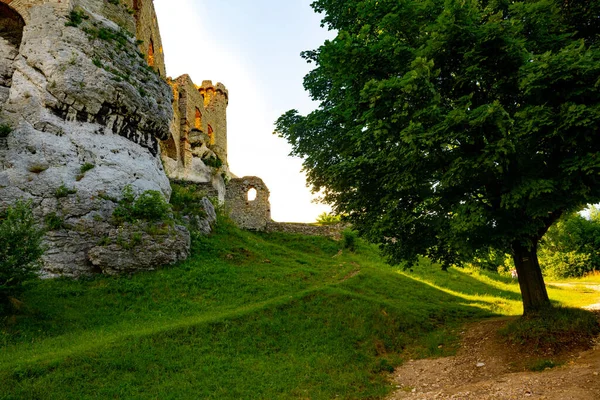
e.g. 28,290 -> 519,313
195,197 -> 217,235
225,176 -> 271,231
266,222 -> 345,240
0,0 -> 181,277
88,223 -> 190,275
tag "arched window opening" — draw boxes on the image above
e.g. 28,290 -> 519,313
207,124 -> 214,145
195,108 -> 202,130
0,3 -> 25,109
147,39 -> 155,67
247,188 -> 257,202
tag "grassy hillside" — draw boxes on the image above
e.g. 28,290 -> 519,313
1,218 -> 598,399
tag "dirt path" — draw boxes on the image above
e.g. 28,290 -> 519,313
387,313 -> 600,399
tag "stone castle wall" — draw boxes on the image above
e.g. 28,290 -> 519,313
225,176 -> 271,231
266,222 -> 345,240
161,75 -> 228,201
124,0 -> 166,78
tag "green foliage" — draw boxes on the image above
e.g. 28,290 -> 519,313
83,25 -> 133,50
202,155 -> 223,169
55,185 -> 77,199
76,163 -> 95,181
65,10 -> 88,27
316,211 -> 341,225
107,0 -> 120,5
0,124 -> 11,138
539,210 -> 600,278
44,213 -> 65,231
0,201 -> 45,307
170,183 -> 208,224
276,0 -> 600,311
80,163 -> 95,174
528,359 -> 559,372
342,228 -> 358,252
112,185 -> 171,224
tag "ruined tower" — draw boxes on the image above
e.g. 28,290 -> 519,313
198,80 -> 228,163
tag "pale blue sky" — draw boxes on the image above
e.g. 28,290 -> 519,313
154,0 -> 335,222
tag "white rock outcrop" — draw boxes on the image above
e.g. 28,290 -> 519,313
0,0 -> 188,277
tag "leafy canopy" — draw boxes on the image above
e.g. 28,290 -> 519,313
277,0 -> 600,267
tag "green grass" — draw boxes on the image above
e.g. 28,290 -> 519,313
1,217 -> 599,399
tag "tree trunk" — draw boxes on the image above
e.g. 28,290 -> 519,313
512,240 -> 551,315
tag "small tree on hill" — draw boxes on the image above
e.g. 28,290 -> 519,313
276,0 -> 600,314
0,201 -> 45,310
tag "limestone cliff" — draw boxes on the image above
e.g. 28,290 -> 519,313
0,0 -> 187,277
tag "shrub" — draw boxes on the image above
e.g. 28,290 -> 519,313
170,183 -> 207,220
316,212 -> 341,225
539,210 -> 600,278
55,185 -> 77,198
342,228 -> 358,252
538,248 -> 591,279
202,155 -> 223,169
65,10 -> 88,27
0,201 -> 45,309
0,124 -> 11,138
132,191 -> 171,221
113,185 -> 171,224
45,213 -> 66,231
76,163 -> 95,181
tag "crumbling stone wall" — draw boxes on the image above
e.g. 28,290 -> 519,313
123,0 -> 166,78
266,222 -> 345,240
161,75 -> 228,201
225,176 -> 271,231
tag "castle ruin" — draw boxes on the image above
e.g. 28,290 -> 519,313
0,0 -> 335,277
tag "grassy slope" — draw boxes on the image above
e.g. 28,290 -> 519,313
1,220 -> 598,400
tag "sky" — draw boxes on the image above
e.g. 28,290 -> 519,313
153,0 -> 335,222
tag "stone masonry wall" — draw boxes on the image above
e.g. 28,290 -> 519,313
161,75 -> 227,201
225,176 -> 271,231
125,0 -> 166,78
266,222 -> 345,240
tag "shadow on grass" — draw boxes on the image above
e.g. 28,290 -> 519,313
405,264 -> 524,303
0,230 -> 521,400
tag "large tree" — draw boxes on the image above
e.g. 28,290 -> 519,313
276,0 -> 600,313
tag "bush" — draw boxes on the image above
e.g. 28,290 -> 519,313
170,183 -> 207,217
113,185 -> 171,224
538,248 -> 591,279
539,210 -> 600,278
0,124 -> 11,138
342,228 -> 358,252
316,212 -> 341,225
0,201 -> 45,309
